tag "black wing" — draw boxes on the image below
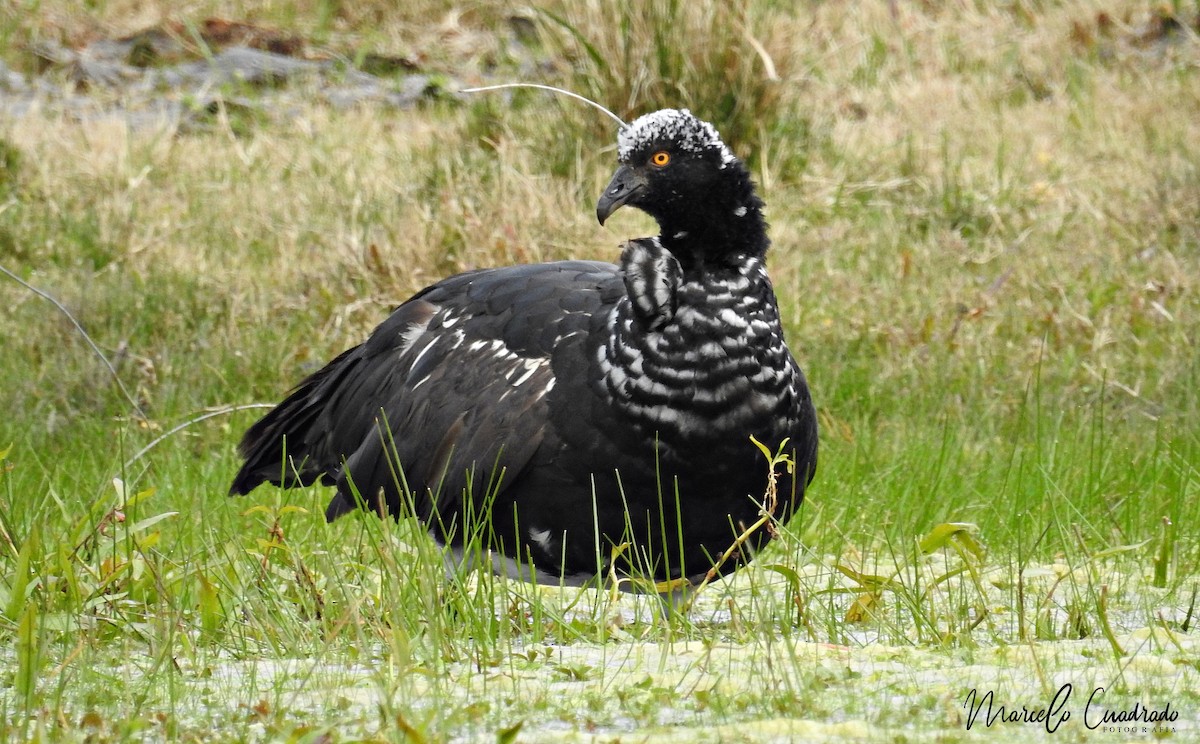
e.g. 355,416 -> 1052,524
229,260 -> 622,527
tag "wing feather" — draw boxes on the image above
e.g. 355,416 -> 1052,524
231,261 -> 621,535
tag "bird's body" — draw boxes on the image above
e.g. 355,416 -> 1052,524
231,109 -> 817,587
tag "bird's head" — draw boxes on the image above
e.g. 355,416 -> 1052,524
597,109 -> 767,266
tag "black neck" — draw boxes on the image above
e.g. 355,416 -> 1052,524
655,168 -> 769,276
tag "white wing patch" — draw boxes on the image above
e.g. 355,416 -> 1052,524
399,316 -> 432,351
506,358 -> 547,387
529,527 -> 554,554
408,336 -> 438,371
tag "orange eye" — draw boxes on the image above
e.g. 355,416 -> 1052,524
650,151 -> 671,167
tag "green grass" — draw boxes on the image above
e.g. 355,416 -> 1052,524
1,1 -> 1199,740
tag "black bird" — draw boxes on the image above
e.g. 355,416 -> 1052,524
230,109 -> 817,589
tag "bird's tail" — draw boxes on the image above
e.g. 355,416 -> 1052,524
228,347 -> 357,496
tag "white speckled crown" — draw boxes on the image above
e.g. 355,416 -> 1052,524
617,109 -> 736,167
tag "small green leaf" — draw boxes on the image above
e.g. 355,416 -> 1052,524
16,601 -> 40,711
125,486 -> 157,509
1153,517 -> 1173,589
6,525 -> 38,622
552,662 -> 593,680
835,563 -> 899,591
137,531 -> 161,551
128,511 -> 178,535
952,531 -> 987,560
919,523 -> 985,558
56,543 -> 81,606
608,541 -> 631,564
1090,539 -> 1151,560
762,563 -> 801,586
198,574 -> 221,634
496,720 -> 523,744
749,434 -> 772,460
845,591 -> 882,623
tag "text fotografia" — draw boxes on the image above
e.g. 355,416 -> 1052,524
962,685 -> 1179,734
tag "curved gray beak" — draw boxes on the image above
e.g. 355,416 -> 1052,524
596,164 -> 646,225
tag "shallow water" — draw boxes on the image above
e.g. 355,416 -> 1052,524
8,557 -> 1192,742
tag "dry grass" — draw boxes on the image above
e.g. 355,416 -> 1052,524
2,0 -> 1197,495
1,1 -> 1198,739
1,0 -> 1196,458
2,0 -> 522,76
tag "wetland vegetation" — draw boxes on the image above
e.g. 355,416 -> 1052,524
0,1 -> 1197,740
